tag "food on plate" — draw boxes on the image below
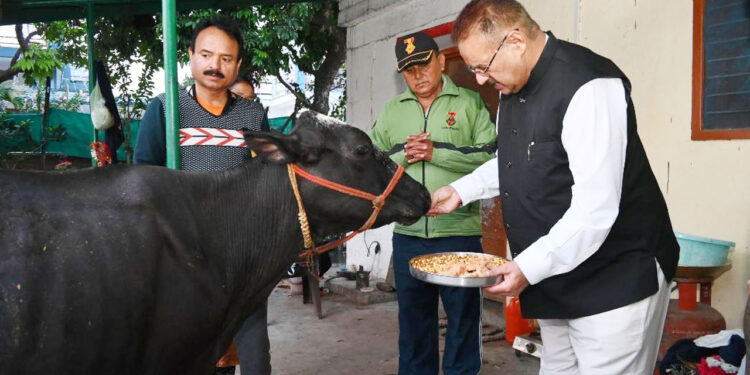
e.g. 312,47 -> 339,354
410,253 -> 506,277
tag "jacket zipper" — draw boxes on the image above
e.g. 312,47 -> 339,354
413,95 -> 442,238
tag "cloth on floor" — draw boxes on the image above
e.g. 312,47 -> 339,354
694,330 -> 744,349
697,355 -> 738,374
661,332 -> 746,374
715,335 -> 745,367
664,360 -> 699,375
707,355 -> 739,374
662,339 -> 720,374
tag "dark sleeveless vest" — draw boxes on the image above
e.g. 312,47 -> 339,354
158,87 -> 266,171
497,33 -> 679,319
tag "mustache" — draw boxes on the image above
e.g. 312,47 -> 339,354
203,70 -> 225,78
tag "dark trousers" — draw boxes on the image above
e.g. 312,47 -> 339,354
234,301 -> 271,375
393,234 -> 483,375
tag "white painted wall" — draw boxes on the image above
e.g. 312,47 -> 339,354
340,0 -> 750,329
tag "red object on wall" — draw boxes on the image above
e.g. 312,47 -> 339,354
505,297 -> 534,345
420,21 -> 455,38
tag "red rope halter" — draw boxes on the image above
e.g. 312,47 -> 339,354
289,164 -> 405,259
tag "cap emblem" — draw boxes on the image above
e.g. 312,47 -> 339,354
403,37 -> 416,54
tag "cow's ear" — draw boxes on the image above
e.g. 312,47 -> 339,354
243,130 -> 299,164
244,130 -> 317,164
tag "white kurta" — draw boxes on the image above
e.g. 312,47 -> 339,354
449,77 -> 670,373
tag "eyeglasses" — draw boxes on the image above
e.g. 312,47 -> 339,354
466,33 -> 509,75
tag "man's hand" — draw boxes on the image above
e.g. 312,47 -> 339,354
404,132 -> 433,164
483,261 -> 529,296
427,186 -> 462,216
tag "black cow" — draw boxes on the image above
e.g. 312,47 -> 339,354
0,110 -> 430,375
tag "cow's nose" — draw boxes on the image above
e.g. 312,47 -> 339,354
396,186 -> 430,225
415,186 -> 430,216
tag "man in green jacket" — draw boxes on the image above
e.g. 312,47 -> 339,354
370,31 -> 496,375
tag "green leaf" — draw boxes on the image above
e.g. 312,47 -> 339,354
33,3 -> 346,116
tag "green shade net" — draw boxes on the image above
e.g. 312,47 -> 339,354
2,110 -> 290,162
268,116 -> 291,134
2,109 -> 139,161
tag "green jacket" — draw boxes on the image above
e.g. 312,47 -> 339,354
370,75 -> 496,238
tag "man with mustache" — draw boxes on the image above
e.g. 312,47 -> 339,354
134,15 -> 270,375
370,31 -> 496,375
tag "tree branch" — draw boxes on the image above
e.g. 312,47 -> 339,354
0,69 -> 19,83
310,2 -> 335,35
24,31 -> 40,44
0,24 -> 38,83
308,3 -> 347,114
274,71 -> 313,109
15,24 -> 25,46
11,29 -> 39,68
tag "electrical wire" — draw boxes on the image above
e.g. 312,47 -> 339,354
362,231 -> 381,273
363,230 -> 380,257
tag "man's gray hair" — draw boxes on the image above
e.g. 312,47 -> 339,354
452,0 -> 540,43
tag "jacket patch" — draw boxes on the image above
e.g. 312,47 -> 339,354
445,112 -> 458,128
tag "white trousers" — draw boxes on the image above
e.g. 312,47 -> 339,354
537,261 -> 670,375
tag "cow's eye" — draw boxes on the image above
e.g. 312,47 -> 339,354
354,145 -> 370,156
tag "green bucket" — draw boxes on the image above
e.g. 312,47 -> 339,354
675,232 -> 734,267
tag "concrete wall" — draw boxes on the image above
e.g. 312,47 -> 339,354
340,0 -> 750,329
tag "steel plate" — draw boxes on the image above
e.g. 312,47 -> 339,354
409,252 -> 506,288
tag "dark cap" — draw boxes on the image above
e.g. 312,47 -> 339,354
395,32 -> 439,72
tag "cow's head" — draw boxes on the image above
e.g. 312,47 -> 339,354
244,110 -> 430,240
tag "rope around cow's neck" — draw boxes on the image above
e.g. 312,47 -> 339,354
286,163 -> 315,250
286,163 -> 405,261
